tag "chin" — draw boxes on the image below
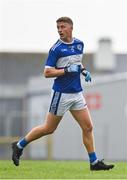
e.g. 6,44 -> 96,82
60,36 -> 64,39
61,37 -> 66,41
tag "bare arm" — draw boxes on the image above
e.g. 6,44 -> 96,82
44,67 -> 65,78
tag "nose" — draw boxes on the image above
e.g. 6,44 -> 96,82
58,30 -> 62,34
58,27 -> 62,33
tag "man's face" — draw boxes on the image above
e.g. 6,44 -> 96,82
57,22 -> 73,41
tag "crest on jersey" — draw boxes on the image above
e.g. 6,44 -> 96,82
77,44 -> 82,51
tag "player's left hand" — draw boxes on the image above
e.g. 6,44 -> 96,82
81,68 -> 91,82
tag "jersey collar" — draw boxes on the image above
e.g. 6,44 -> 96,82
59,38 -> 75,44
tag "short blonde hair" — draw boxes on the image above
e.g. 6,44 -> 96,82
56,17 -> 73,25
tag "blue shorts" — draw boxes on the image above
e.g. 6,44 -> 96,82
49,90 -> 87,116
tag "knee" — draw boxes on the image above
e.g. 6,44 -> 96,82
46,129 -> 55,135
83,124 -> 93,134
44,126 -> 56,135
88,124 -> 93,132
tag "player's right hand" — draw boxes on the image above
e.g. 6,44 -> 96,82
64,64 -> 79,74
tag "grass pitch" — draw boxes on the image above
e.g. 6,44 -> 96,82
0,160 -> 127,179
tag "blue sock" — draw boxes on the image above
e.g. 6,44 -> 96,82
17,138 -> 28,149
88,152 -> 98,164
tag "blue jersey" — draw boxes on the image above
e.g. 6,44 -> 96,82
45,38 -> 84,93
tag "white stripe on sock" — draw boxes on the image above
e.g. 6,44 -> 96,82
91,159 -> 99,165
17,142 -> 23,149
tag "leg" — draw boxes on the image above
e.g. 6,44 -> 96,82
70,107 -> 95,153
25,112 -> 62,142
12,112 -> 62,166
70,108 -> 114,170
